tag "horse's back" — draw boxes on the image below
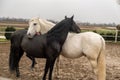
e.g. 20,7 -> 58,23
80,32 -> 105,47
21,35 -> 46,58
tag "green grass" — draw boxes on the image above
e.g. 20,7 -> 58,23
81,29 -> 116,35
0,38 -> 9,42
0,27 -> 7,31
96,29 -> 116,35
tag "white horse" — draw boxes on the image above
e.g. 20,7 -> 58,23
27,17 -> 106,80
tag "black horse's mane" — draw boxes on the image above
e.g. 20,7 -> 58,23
47,18 -> 72,39
47,18 -> 71,33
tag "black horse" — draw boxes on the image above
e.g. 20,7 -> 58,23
9,16 -> 80,80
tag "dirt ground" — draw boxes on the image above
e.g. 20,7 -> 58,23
0,42 -> 120,80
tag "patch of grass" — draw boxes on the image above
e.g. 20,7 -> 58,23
96,29 -> 116,35
0,38 -> 9,42
0,27 -> 7,31
81,29 -> 116,35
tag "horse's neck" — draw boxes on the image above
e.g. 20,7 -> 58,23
67,32 -> 77,38
47,24 -> 69,45
41,24 -> 54,34
40,19 -> 55,34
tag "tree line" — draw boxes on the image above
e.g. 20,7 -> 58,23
0,17 -> 28,24
0,17 -> 117,27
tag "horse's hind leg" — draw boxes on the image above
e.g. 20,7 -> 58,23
88,58 -> 98,75
26,54 -> 37,69
88,51 -> 106,80
89,39 -> 106,80
15,49 -> 24,77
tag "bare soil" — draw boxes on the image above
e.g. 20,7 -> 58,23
0,42 -> 120,80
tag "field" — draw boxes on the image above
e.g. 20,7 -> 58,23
0,42 -> 120,80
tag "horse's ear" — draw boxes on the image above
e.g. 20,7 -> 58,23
71,15 -> 74,20
65,16 -> 67,19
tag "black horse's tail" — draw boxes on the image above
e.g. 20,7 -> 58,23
9,42 -> 17,72
9,33 -> 20,72
9,31 -> 24,72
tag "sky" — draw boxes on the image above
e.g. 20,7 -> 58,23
0,0 -> 120,24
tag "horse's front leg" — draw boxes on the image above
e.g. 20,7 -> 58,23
56,56 -> 60,78
16,65 -> 20,77
49,58 -> 56,80
42,59 -> 50,80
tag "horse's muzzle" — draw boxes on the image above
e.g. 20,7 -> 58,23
27,33 -> 34,39
27,32 -> 41,39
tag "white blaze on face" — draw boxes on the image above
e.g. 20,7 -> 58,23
27,17 -> 41,37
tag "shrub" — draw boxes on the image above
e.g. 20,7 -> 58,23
4,26 -> 16,40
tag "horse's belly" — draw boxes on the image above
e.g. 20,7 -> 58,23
25,49 -> 45,58
61,35 -> 83,58
61,50 -> 83,59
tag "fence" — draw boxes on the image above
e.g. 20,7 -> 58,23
0,29 -> 120,59
1,29 -> 120,43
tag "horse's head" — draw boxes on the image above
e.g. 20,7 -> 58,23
27,17 -> 41,38
65,16 -> 81,33
27,17 -> 55,38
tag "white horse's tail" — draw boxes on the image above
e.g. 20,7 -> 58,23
97,37 -> 106,80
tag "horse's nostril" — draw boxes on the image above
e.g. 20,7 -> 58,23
27,33 -> 33,38
28,33 -> 31,36
33,23 -> 37,26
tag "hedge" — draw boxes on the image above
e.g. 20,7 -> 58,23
4,26 -> 16,40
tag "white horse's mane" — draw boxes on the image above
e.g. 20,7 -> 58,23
41,19 -> 55,26
38,18 -> 55,34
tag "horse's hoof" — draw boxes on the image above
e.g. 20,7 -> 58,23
55,76 -> 60,79
35,62 -> 37,64
30,67 -> 34,71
